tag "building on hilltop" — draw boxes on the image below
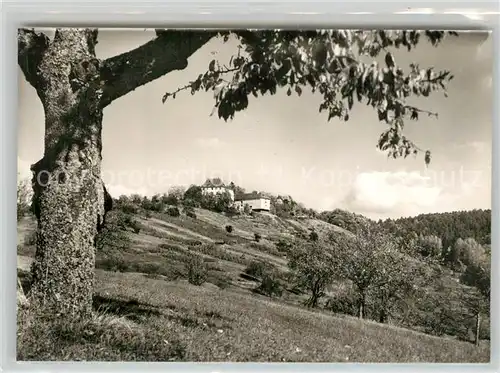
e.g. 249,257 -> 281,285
200,178 -> 235,201
234,192 -> 271,212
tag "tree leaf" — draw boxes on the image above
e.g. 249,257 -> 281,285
425,150 -> 431,166
384,52 -> 395,68
348,94 -> 354,110
209,59 -> 216,72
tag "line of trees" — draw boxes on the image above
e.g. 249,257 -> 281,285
286,223 -> 490,345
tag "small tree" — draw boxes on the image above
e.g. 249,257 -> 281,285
254,233 -> 262,242
185,254 -> 208,286
95,210 -> 132,252
256,274 -> 283,298
287,243 -> 337,308
369,250 -> 422,324
416,234 -> 443,259
329,227 -> 393,319
245,260 -> 273,279
183,185 -> 203,207
225,225 -> 233,233
460,250 -> 490,346
168,186 -> 186,202
309,230 -> 319,242
166,206 -> 181,217
243,203 -> 252,215
17,177 -> 33,221
183,204 -> 197,219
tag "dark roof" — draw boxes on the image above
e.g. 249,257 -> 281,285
236,192 -> 270,201
201,179 -> 226,188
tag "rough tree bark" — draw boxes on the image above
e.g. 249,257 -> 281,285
474,311 -> 481,346
358,293 -> 366,319
18,28 -> 215,318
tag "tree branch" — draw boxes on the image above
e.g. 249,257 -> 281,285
17,28 -> 50,89
99,30 -> 218,108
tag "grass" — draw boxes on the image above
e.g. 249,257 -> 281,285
17,269 -> 489,362
16,212 -> 491,363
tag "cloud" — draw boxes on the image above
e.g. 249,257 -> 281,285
194,137 -> 225,149
341,171 -> 443,218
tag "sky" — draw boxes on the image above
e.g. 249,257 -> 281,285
18,29 -> 493,220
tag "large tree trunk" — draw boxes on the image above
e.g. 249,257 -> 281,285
474,311 -> 481,346
18,28 -> 217,319
358,294 -> 366,320
21,29 -> 108,318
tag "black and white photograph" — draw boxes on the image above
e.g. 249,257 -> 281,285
16,28 -> 492,362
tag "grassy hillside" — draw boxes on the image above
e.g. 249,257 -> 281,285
16,207 -> 490,362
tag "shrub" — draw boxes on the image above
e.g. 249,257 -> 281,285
254,233 -> 262,242
276,239 -> 292,253
95,255 -> 131,273
225,225 -> 233,233
325,287 -> 359,317
123,215 -> 141,234
119,203 -> 138,215
213,274 -> 232,290
183,205 -> 197,219
255,274 -> 283,298
244,260 -> 274,279
95,212 -> 132,252
309,230 -> 319,242
166,207 -> 181,217
185,254 -> 208,286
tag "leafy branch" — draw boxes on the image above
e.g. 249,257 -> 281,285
162,29 -> 458,165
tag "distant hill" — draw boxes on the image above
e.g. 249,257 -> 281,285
316,207 -> 491,250
378,209 -> 491,249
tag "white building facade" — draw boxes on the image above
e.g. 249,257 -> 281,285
234,193 -> 271,212
201,186 -> 235,201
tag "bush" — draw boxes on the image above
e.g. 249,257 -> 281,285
276,239 -> 292,253
225,225 -> 233,233
185,254 -> 208,286
254,233 -> 262,242
123,215 -> 141,234
325,287 -> 359,317
95,256 -> 131,273
212,274 -> 232,290
166,207 -> 181,217
119,203 -> 139,215
182,205 -> 197,219
244,260 -> 274,279
309,230 -> 319,242
95,212 -> 132,252
255,274 -> 283,298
